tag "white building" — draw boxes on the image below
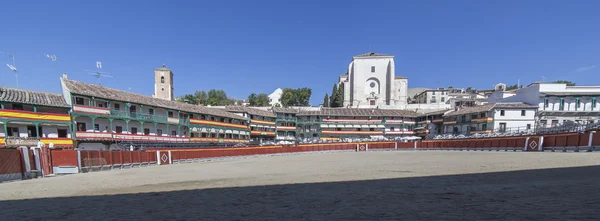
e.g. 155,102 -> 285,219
338,52 -> 408,108
268,88 -> 282,107
413,89 -> 450,104
488,82 -> 600,127
442,103 -> 537,135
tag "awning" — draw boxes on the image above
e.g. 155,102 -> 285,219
225,130 -> 232,134
219,129 -> 224,133
233,130 -> 239,134
191,127 -> 198,132
201,128 -> 208,132
377,125 -> 385,128
345,125 -> 353,128
353,125 -> 361,128
369,125 -> 377,128
209,128 -> 216,133
361,125 -> 369,128
320,124 -> 329,128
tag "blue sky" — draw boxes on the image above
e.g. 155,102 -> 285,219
1,0 -> 599,105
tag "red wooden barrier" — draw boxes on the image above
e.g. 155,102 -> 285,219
50,150 -> 78,167
0,149 -> 24,181
593,132 -> 600,146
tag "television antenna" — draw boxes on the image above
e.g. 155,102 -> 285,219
1,52 -> 18,87
85,61 -> 113,85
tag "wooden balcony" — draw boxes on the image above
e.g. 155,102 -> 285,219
471,117 -> 494,123
189,119 -> 249,130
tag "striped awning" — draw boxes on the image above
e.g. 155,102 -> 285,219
345,125 -> 353,128
361,125 -> 369,128
353,125 -> 361,128
377,125 -> 385,128
369,125 -> 377,128
320,124 -> 329,128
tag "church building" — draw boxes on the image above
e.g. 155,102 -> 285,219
338,52 -> 408,108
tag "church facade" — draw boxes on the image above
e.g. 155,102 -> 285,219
338,52 -> 408,109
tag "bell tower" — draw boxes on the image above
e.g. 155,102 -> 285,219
153,64 -> 174,101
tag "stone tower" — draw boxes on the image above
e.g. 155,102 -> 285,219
153,64 -> 174,101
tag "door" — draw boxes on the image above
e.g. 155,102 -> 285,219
499,123 -> 506,133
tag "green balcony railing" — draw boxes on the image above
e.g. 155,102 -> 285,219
109,110 -> 169,123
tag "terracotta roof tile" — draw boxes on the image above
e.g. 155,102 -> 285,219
225,106 -> 277,118
0,87 -> 69,108
61,78 -> 247,121
272,107 -> 298,114
444,103 -> 536,116
297,108 -> 419,117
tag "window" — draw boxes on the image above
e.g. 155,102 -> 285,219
544,99 -> 549,108
131,127 -> 138,134
500,110 -> 505,116
390,127 -> 395,131
370,82 -> 376,88
480,113 -> 486,118
171,131 -> 177,136
201,132 -> 207,138
551,120 -> 558,127
116,126 -> 123,134
27,126 -> 37,137
75,97 -> 84,105
441,97 -> 445,102
57,129 -> 68,138
161,76 -> 165,83
114,103 -> 120,110
12,104 -> 23,110
577,99 -> 581,109
499,123 -> 506,133
129,105 -> 136,113
593,98 -> 597,109
521,110 -> 526,116
168,111 -> 174,118
149,109 -> 154,115
482,124 -> 487,131
77,122 -> 86,132
527,124 -> 531,130
370,100 -> 375,105
461,115 -> 466,123
7,127 -> 19,137
144,128 -> 150,135
94,124 -> 99,131
371,66 -> 375,73
157,129 -> 163,136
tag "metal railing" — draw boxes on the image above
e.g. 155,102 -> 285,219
428,122 -> 600,140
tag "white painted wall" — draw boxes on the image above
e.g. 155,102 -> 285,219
491,108 -> 536,130
347,56 -> 404,107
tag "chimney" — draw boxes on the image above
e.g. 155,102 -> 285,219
62,72 -> 68,79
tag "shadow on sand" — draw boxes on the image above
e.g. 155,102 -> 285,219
2,165 -> 600,220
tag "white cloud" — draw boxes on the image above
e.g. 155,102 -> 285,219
576,65 -> 596,72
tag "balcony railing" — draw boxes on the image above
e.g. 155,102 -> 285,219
110,110 -> 169,123
276,116 -> 297,121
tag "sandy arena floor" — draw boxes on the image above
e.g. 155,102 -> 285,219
1,151 -> 600,220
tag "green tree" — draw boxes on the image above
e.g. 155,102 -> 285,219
256,93 -> 270,106
194,90 -> 208,105
274,103 -> 281,108
552,80 -> 576,86
330,84 -> 338,107
323,93 -> 329,107
295,87 -> 312,106
247,93 -> 257,106
280,88 -> 295,107
505,84 -> 519,90
336,84 -> 344,107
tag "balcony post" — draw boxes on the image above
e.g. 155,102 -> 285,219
33,105 -> 37,112
34,122 -> 41,139
125,120 -> 129,134
109,119 -> 113,133
0,103 -> 3,109
91,117 -> 96,132
140,121 -> 144,135
153,122 -> 158,136
3,120 -> 7,137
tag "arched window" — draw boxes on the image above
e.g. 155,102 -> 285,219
161,76 -> 165,83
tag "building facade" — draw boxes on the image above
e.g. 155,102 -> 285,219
413,89 -> 450,104
339,52 -> 408,108
442,103 -> 537,135
488,82 -> 600,127
152,64 -> 174,101
61,72 -> 250,150
0,87 -> 74,148
225,106 -> 276,143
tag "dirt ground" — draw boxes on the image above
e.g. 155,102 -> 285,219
1,151 -> 600,220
